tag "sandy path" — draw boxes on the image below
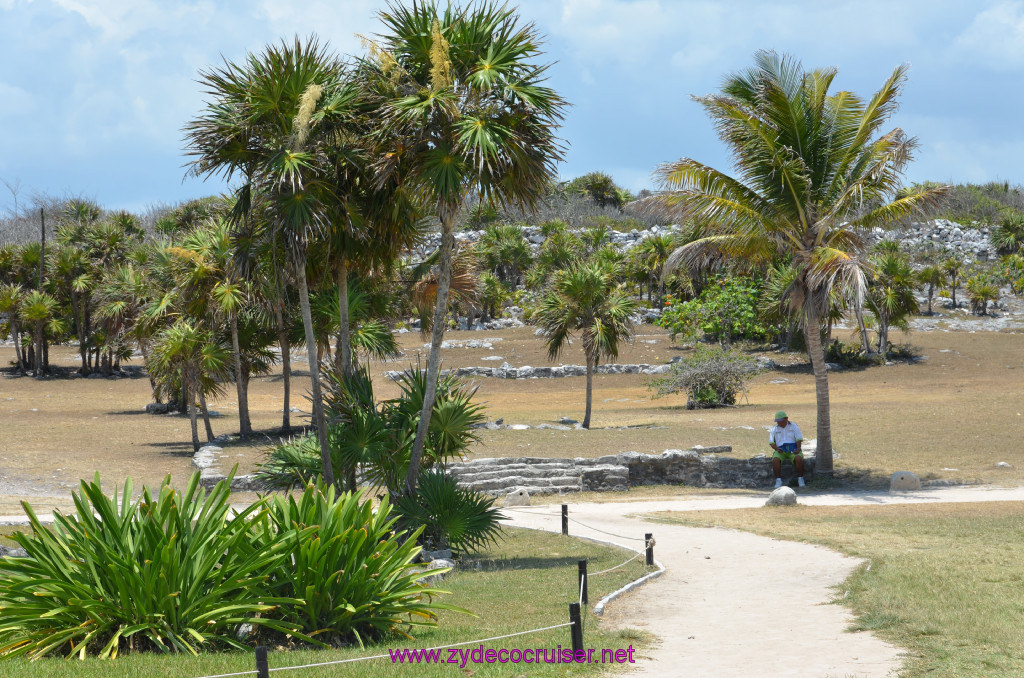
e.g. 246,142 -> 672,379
502,485 -> 1024,678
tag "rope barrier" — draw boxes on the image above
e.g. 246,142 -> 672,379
190,623 -> 575,678
565,515 -> 646,541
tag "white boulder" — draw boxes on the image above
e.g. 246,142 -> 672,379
504,489 -> 531,507
889,471 -> 921,491
765,486 -> 798,506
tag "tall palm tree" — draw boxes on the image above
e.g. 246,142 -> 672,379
185,37 -> 347,487
366,1 -> 567,494
536,262 -> 638,429
657,51 -> 944,475
19,290 -> 59,377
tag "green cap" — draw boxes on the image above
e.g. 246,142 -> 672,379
774,411 -> 787,421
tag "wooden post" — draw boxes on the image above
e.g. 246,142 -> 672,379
255,646 -> 269,678
561,504 -> 568,536
568,603 -> 583,653
578,559 -> 588,605
645,533 -> 654,567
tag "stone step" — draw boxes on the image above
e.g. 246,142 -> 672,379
450,465 -> 579,482
449,456 -> 577,467
504,484 -> 582,496
458,475 -> 582,493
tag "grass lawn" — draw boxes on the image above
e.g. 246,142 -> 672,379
0,526 -> 652,677
644,501 -> 1024,678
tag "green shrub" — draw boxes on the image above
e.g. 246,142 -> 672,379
262,484 -> 460,646
649,345 -> 761,409
394,472 -> 505,554
0,474 -> 307,659
255,434 -> 323,490
658,275 -> 781,345
825,340 -> 878,368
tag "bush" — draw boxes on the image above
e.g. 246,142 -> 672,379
658,275 -> 782,345
262,484 -> 459,645
394,472 -> 505,554
649,345 -> 761,409
0,474 -> 308,659
825,340 -> 878,368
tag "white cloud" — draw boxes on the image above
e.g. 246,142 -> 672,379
0,82 -> 34,114
954,1 -> 1024,68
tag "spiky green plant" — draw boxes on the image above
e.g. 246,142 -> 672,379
261,484 -> 462,645
0,474 -> 308,659
394,471 -> 504,554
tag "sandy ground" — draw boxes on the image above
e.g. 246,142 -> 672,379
501,486 -> 1024,678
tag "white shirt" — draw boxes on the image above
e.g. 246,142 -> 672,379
769,422 -> 803,447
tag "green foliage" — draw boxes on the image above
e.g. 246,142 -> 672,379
650,345 -> 760,409
1000,253 -> 1024,295
477,223 -> 532,286
865,250 -> 918,353
262,484 -> 458,645
965,273 -> 1000,315
824,340 -> 878,368
0,474 -> 307,659
657,276 -> 780,345
912,181 -> 1024,224
565,172 -> 628,209
992,210 -> 1024,254
254,435 -> 323,490
393,472 -> 504,554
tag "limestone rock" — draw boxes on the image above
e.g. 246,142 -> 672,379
765,486 -> 798,506
996,461 -> 1012,469
889,471 -> 921,491
504,489 -> 531,506
0,545 -> 28,558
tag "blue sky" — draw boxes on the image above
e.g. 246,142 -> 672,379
1,0 -> 1023,214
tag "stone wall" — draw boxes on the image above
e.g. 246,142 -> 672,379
385,362 -> 671,382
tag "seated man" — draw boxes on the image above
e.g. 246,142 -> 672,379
769,411 -> 805,488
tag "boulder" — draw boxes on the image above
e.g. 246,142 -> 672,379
996,461 -> 1012,469
503,489 -> 531,507
0,545 -> 28,558
889,471 -> 921,491
765,486 -> 798,506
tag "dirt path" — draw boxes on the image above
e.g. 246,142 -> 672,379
503,486 -> 1024,678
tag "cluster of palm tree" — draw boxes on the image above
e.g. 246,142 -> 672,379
182,1 -> 565,493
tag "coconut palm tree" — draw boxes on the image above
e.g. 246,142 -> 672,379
185,37 -> 348,486
365,1 -> 567,495
657,51 -> 944,475
536,262 -> 638,429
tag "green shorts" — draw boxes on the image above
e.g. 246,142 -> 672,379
772,450 -> 803,463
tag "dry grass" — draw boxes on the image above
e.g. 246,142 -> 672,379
1,323 -> 1023,510
644,501 -> 1024,678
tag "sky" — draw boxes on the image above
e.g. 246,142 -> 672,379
2,0 -> 1024,214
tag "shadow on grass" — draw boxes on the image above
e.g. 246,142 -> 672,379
463,553 -> 610,572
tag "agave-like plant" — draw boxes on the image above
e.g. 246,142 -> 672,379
261,484 -> 462,645
0,474 -> 309,659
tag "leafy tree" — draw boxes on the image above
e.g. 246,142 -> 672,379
536,262 -> 638,428
365,1 -> 566,494
659,275 -> 780,346
656,51 -> 943,474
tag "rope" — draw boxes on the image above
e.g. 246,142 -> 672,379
587,537 -> 656,578
500,506 -> 560,515
566,515 -> 646,541
190,623 -> 575,678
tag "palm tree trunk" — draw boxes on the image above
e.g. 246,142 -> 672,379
10,320 -> 26,374
407,210 -> 457,496
336,256 -> 352,377
229,312 -> 252,436
187,376 -> 200,452
34,324 -> 43,377
274,303 -> 291,431
802,308 -> 833,475
70,288 -> 88,375
296,259 -> 335,489
878,317 -> 889,355
583,354 -> 594,429
199,389 -> 215,442
855,305 -> 872,354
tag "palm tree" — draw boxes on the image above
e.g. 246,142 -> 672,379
0,283 -> 26,374
365,0 -> 567,495
656,51 -> 944,475
917,265 -> 945,315
866,250 -> 918,354
18,290 -> 58,377
942,257 -> 966,309
992,210 -> 1024,255
185,37 -> 347,487
536,262 -> 638,429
